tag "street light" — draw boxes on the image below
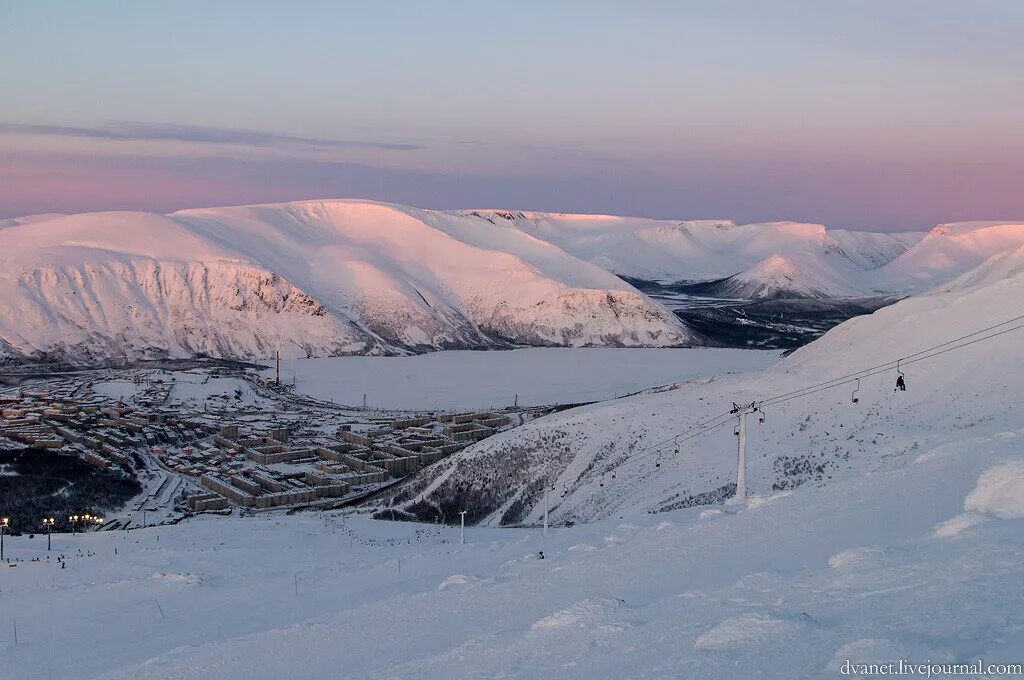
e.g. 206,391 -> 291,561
1,517 -> 9,561
42,517 -> 55,551
69,515 -> 79,535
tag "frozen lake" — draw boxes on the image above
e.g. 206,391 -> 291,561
264,347 -> 781,410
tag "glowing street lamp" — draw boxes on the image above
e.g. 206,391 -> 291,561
0,517 -> 9,561
42,517 -> 55,551
69,515 -> 79,535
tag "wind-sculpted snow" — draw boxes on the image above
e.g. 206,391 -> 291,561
373,251 -> 1024,526
0,200 -> 691,364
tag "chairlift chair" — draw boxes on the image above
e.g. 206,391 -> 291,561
895,359 -> 907,392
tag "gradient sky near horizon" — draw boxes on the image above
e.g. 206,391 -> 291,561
2,1 -> 1023,230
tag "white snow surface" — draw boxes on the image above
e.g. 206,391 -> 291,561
963,460 -> 1024,519
880,221 -> 1024,291
4,429 -> 1024,679
703,253 -> 867,299
459,210 -> 927,285
270,347 -> 780,410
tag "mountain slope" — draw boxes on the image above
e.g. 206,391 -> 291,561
4,201 -> 1021,365
0,201 -> 691,365
373,251 -> 1024,526
459,210 -> 926,284
679,254 -> 868,299
879,221 -> 1024,291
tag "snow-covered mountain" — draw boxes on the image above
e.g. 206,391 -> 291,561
879,221 -> 1024,291
681,254 -> 867,299
2,200 -> 1022,364
455,212 -> 1024,299
458,210 -> 927,289
374,247 -> 1024,526
0,201 -> 691,365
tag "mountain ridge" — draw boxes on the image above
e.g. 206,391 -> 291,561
3,198 -> 1023,364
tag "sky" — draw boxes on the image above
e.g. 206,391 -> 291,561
1,0 -> 1023,230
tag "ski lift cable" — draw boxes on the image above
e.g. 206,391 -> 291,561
610,418 -> 737,473
760,321 -> 1024,409
757,312 -> 1024,406
638,312 -> 1024,456
604,315 -> 1024,473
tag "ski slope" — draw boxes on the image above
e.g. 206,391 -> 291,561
3,438 -> 1024,679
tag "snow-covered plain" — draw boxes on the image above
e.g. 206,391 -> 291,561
267,347 -> 781,410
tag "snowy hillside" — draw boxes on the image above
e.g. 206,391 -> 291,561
459,210 -> 926,286
0,201 -> 691,365
936,244 -> 1024,293
458,211 -> 1024,299
682,254 -> 867,299
374,250 -> 1024,526
880,221 -> 1024,291
6,436 -> 1024,678
3,201 -> 1021,364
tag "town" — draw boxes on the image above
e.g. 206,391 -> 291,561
0,362 -> 539,534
